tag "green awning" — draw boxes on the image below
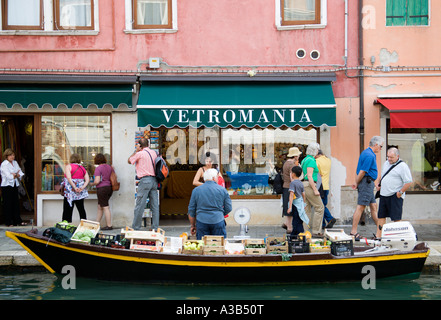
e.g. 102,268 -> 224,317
0,84 -> 133,109
137,81 -> 336,128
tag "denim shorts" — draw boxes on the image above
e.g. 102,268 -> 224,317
357,176 -> 376,206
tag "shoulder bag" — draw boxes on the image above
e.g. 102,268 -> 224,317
375,160 -> 402,199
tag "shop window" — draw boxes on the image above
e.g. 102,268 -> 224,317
40,115 -> 111,192
280,0 -> 321,26
387,126 -> 440,192
155,126 -> 317,198
386,0 -> 429,26
132,0 -> 172,29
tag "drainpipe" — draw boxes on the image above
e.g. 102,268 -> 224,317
358,0 -> 365,153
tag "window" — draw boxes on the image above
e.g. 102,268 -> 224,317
41,115 -> 111,192
54,0 -> 94,30
1,0 -> 97,32
1,0 -> 43,30
133,0 -> 172,29
387,125 -> 440,192
281,0 -> 321,26
386,0 -> 429,26
156,126 -> 317,197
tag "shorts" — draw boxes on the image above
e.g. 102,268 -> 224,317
357,176 -> 376,206
378,194 -> 403,221
96,186 -> 113,207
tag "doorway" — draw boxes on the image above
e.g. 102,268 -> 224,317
0,115 -> 34,225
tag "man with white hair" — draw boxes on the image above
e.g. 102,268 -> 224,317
377,147 -> 412,230
188,168 -> 232,239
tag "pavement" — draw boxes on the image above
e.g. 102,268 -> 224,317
1,220 -> 441,273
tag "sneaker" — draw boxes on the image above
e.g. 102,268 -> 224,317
101,226 -> 113,231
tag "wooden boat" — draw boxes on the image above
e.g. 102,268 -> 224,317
6,229 -> 430,284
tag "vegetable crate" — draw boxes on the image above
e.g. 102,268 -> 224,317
70,219 -> 101,244
203,246 -> 225,255
287,235 -> 310,253
55,223 -> 76,234
203,235 -> 224,246
162,237 -> 183,254
244,239 -> 266,255
266,237 -> 288,254
130,239 -> 163,252
330,240 -> 354,256
202,235 -> 225,255
90,233 -> 116,247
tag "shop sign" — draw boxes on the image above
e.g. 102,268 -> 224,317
137,105 -> 336,128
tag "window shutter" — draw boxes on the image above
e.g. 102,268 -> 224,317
386,0 -> 406,26
407,0 -> 429,26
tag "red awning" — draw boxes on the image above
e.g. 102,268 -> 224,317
377,98 -> 441,128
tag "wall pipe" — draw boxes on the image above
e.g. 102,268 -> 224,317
358,0 -> 365,153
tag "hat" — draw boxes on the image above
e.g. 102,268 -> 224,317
287,147 -> 302,158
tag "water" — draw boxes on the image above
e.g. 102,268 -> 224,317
1,270 -> 441,301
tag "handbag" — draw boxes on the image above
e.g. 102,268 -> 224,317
110,168 -> 120,191
375,160 -> 402,199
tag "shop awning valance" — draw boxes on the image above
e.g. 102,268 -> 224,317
0,84 -> 133,109
137,81 -> 336,128
377,98 -> 441,128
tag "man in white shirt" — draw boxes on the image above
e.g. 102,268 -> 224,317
377,147 -> 413,229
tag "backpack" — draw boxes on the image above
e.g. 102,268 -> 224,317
146,150 -> 169,183
273,169 -> 283,194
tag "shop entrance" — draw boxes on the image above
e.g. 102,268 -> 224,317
0,115 -> 35,225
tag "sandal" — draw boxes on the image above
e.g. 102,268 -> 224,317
101,226 -> 113,231
350,233 -> 362,241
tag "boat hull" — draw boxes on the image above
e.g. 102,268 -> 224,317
7,231 -> 430,284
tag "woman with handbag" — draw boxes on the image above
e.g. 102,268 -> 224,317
1,148 -> 27,226
90,153 -> 114,230
61,153 -> 89,223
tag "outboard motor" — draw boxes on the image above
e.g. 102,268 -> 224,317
379,221 -> 418,251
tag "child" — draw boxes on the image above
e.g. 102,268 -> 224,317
287,166 -> 310,236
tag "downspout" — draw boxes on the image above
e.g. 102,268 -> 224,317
358,0 -> 365,153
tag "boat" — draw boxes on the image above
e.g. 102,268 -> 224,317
5,221 -> 430,284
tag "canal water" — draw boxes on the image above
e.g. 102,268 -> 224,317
1,270 -> 440,300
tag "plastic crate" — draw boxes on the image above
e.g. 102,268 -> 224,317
288,236 -> 310,253
55,223 -> 76,234
331,240 -> 354,256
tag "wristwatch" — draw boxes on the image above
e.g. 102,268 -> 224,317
398,190 -> 404,195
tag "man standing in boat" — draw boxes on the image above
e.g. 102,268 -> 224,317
351,136 -> 383,240
128,137 -> 159,231
188,168 -> 232,239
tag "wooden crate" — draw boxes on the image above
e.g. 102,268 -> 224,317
130,238 -> 162,252
244,238 -> 265,246
245,247 -> 267,255
266,237 -> 288,254
124,228 -> 165,243
70,219 -> 101,244
203,235 -> 224,246
203,246 -> 225,255
309,245 -> 331,253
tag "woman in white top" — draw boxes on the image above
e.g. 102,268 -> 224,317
1,148 -> 26,226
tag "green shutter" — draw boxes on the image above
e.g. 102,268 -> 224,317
407,0 -> 429,26
386,0 -> 407,26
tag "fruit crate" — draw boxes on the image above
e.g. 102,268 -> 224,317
124,228 -> 165,243
266,237 -> 288,254
245,247 -> 267,255
331,240 -> 354,256
162,236 -> 183,254
182,240 -> 203,255
244,238 -> 266,255
130,238 -> 162,252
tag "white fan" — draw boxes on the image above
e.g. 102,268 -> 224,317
233,207 -> 251,239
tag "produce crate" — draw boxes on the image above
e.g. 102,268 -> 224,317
244,239 -> 265,246
309,245 -> 331,253
124,228 -> 165,243
203,246 -> 225,255
325,229 -> 353,242
203,235 -> 224,246
225,240 -> 245,255
182,240 -> 203,255
70,219 -> 101,244
130,238 -> 162,252
55,223 -> 76,234
245,247 -> 267,255
266,237 -> 288,254
162,237 -> 183,254
331,240 -> 354,256
287,235 -> 310,253
90,233 -> 116,247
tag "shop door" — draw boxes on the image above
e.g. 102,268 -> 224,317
0,115 -> 34,225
